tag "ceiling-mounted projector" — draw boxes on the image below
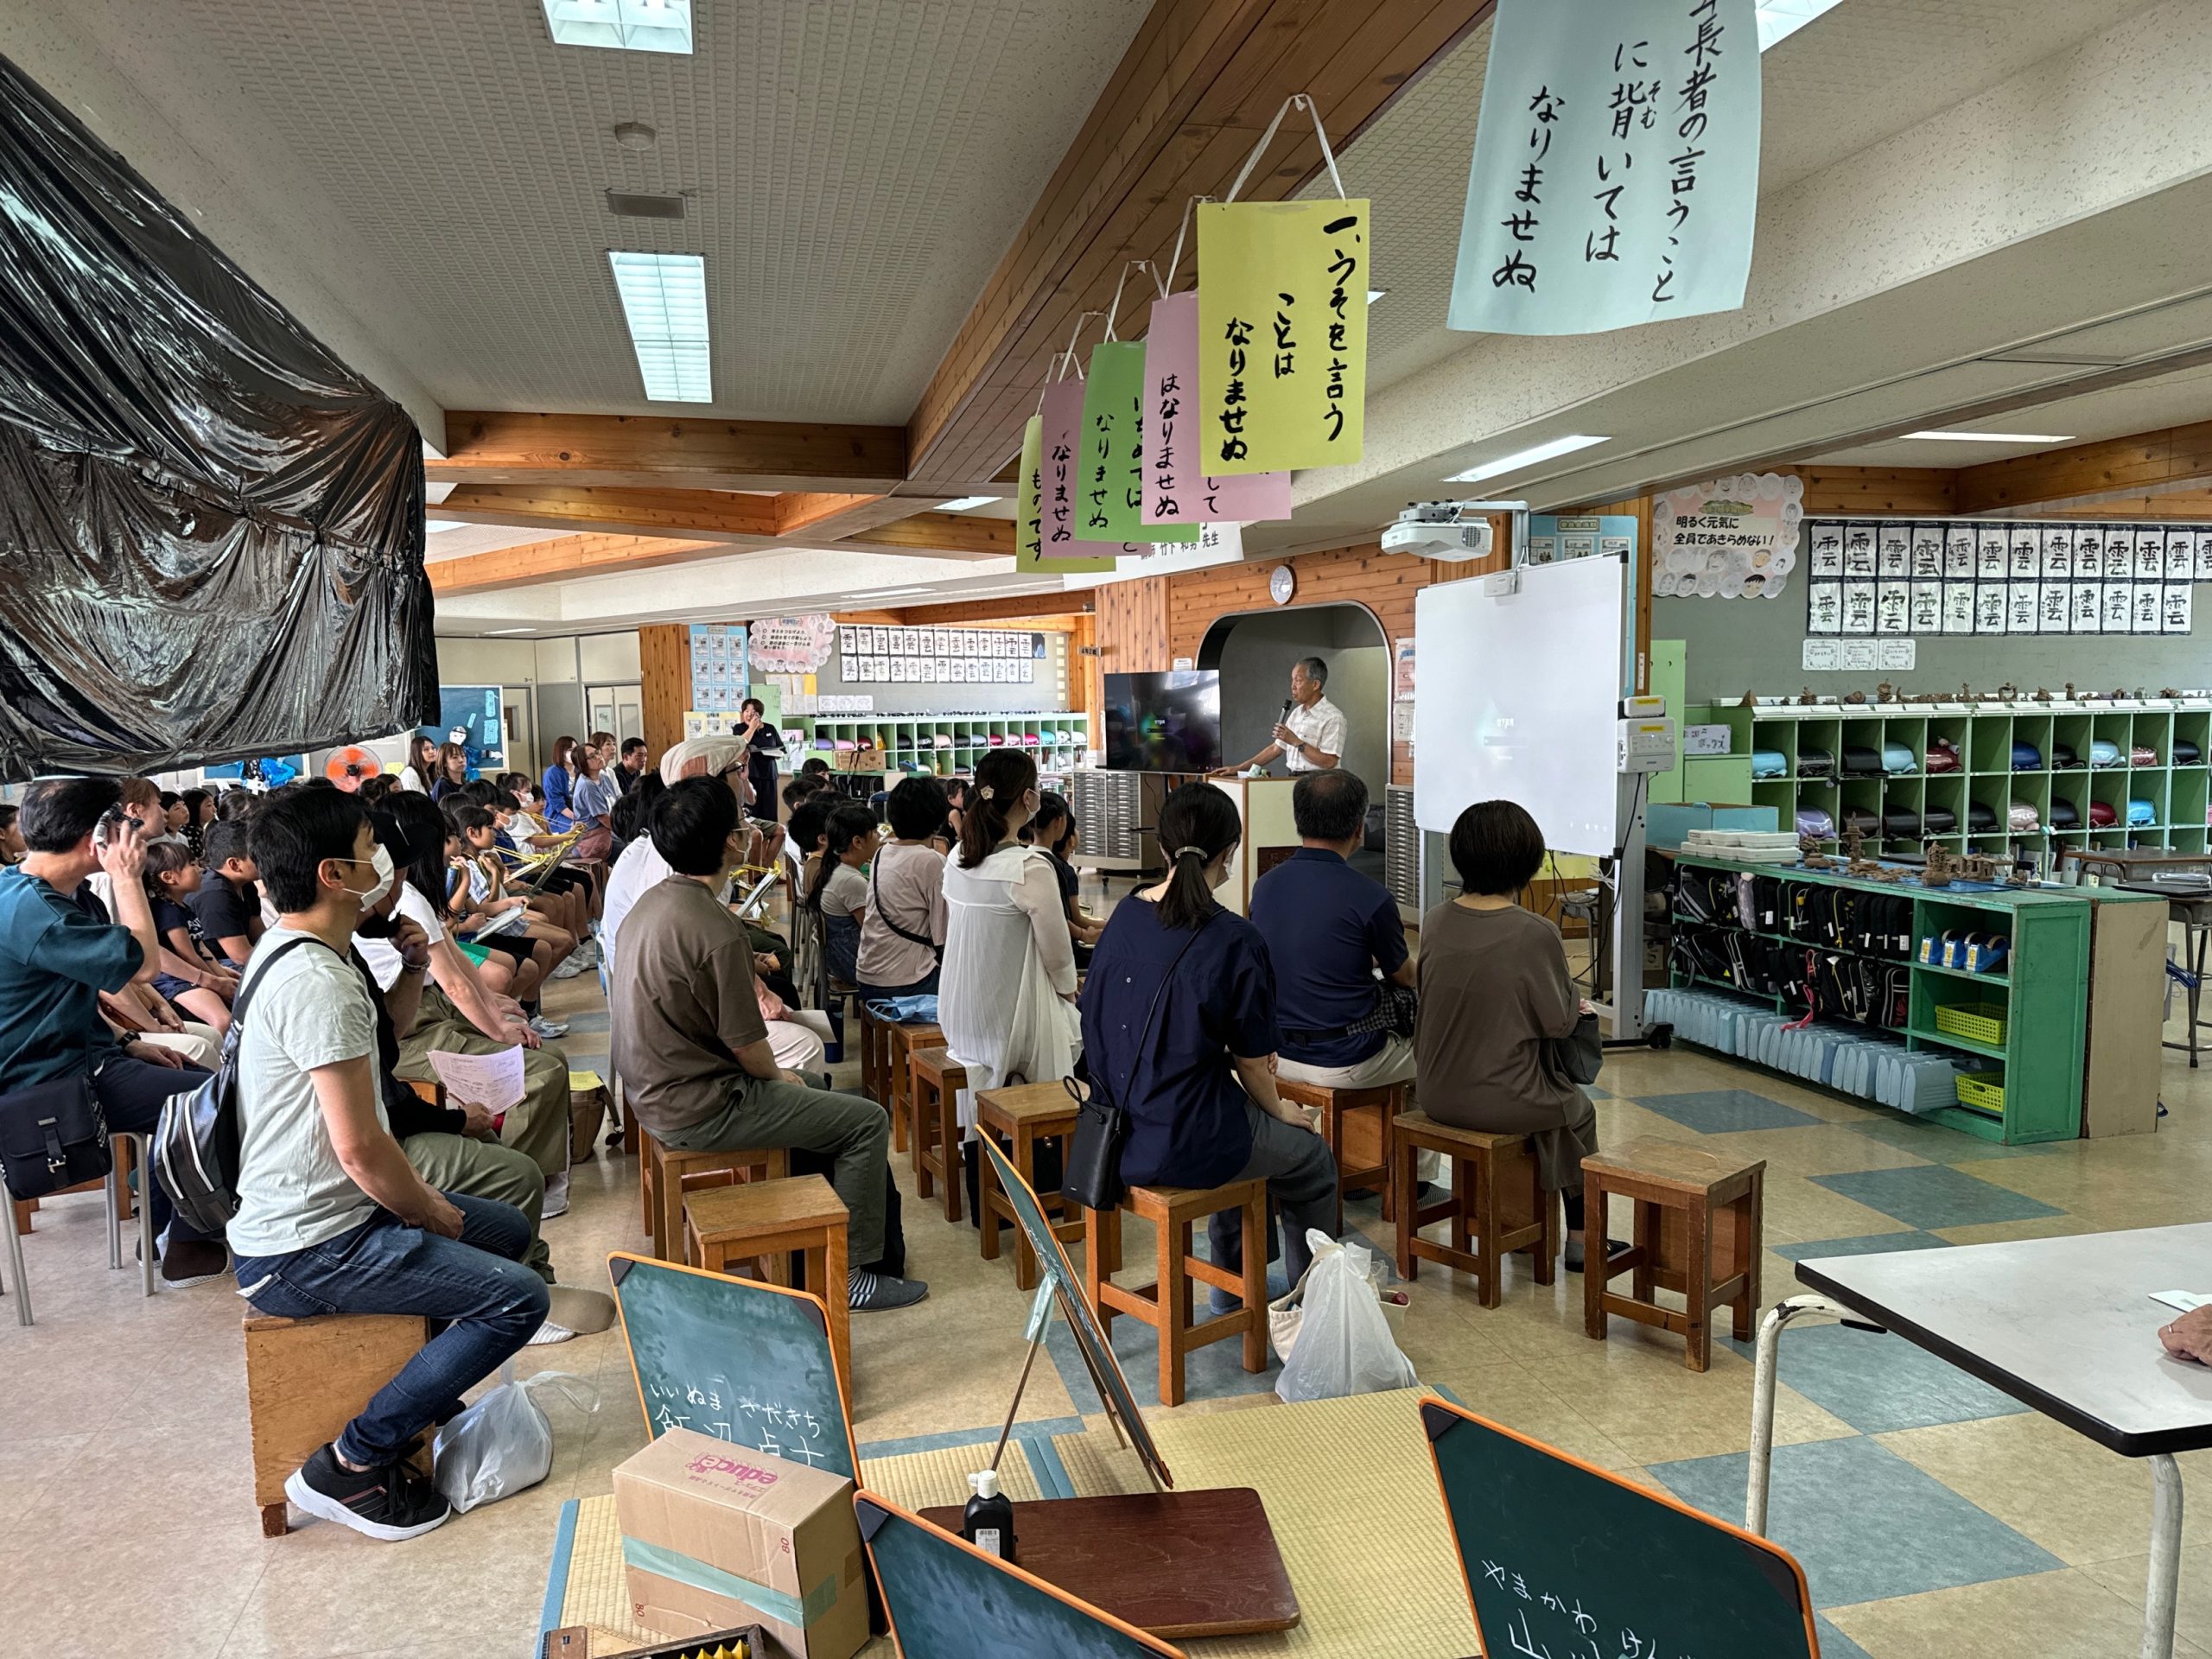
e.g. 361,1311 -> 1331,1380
1382,500 -> 1497,563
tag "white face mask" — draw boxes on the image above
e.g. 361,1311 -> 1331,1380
334,844 -> 395,910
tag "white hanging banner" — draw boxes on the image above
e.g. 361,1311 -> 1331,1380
1448,0 -> 1761,335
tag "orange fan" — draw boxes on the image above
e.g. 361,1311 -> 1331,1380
325,747 -> 383,792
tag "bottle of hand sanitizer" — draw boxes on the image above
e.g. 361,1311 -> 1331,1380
962,1468 -> 1016,1562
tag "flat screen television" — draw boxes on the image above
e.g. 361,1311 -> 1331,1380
1103,671 -> 1223,772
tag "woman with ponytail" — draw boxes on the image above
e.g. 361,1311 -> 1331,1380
938,750 -> 1081,1211
1079,783 -> 1340,1309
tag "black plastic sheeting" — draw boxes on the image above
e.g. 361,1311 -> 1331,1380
0,51 -> 435,780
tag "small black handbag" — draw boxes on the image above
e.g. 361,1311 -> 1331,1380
1549,1012 -> 1604,1087
1061,916 -> 1212,1213
0,1058 -> 109,1203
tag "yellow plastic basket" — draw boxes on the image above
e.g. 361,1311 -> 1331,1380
1935,1001 -> 2007,1047
1954,1073 -> 2005,1116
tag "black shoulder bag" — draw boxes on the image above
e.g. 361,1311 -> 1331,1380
1060,913 -> 1214,1213
0,1031 -> 109,1203
151,936 -> 322,1236
868,850 -> 944,963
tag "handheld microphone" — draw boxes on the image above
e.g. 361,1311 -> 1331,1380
1281,699 -> 1295,721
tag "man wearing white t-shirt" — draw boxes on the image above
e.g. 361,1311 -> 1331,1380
1213,657 -> 1348,777
228,787 -> 546,1542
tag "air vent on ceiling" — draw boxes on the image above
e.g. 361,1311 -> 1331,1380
606,190 -> 686,220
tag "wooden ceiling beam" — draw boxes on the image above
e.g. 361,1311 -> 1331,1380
428,533 -> 731,597
432,410 -> 908,493
906,0 -> 1493,484
887,594 -> 1096,627
1952,419 -> 2212,514
435,483 -> 785,543
842,512 -> 1014,560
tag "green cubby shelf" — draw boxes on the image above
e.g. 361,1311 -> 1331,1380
1680,696 -> 2212,865
1669,854 -> 2094,1144
784,711 -> 1087,778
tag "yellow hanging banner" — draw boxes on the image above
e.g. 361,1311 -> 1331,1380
1196,198 -> 1369,474
1014,409 -> 1113,575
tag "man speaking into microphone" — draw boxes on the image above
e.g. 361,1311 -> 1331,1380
1213,657 -> 1347,777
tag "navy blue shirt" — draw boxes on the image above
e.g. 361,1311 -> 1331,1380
1248,847 -> 1408,1069
0,868 -> 142,1086
1081,898 -> 1280,1190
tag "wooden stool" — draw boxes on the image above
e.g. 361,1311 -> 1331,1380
1392,1112 -> 1557,1309
1084,1179 -> 1267,1408
1581,1137 -> 1765,1373
244,1311 -> 432,1536
1274,1077 -> 1402,1230
976,1081 -> 1082,1290
858,1001 -> 893,1116
641,1128 -> 791,1262
909,1047 -> 969,1223
886,1020 -> 943,1162
685,1176 -> 852,1389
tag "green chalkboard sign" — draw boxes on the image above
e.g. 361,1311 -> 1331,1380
856,1494 -> 1185,1659
608,1253 -> 859,1481
1422,1399 -> 1820,1659
982,1138 -> 1169,1490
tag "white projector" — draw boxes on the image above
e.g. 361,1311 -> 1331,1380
1382,502 -> 1496,563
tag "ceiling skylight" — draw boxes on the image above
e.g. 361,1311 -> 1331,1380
542,0 -> 692,54
1757,0 -> 1845,51
608,251 -> 711,404
936,496 -> 1001,512
1904,430 -> 2075,444
1446,434 -> 1610,484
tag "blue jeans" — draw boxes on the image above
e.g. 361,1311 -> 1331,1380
92,1053 -> 214,1244
233,1193 -> 550,1467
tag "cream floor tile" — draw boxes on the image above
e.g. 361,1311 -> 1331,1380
0,1432 -> 91,1522
1758,1172 -> 1922,1243
1929,1212 -> 2107,1247
2080,1543 -> 2212,1653
1826,1567 -> 2209,1658
1878,1414 -> 2212,1564
1686,1122 -> 1934,1179
0,1514 -> 269,1659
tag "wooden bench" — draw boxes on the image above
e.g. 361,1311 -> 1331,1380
244,1311 -> 432,1536
1392,1112 -> 1557,1309
1274,1077 -> 1402,1230
1582,1137 -> 1765,1373
639,1128 -> 791,1263
884,1020 -> 943,1160
975,1081 -> 1083,1291
908,1047 -> 969,1224
1084,1179 -> 1268,1408
685,1176 -> 852,1390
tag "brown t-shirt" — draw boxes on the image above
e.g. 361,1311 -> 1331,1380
1414,900 -> 1583,1134
610,875 -> 769,1136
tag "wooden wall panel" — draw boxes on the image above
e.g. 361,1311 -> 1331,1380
1096,576 -> 1172,674
639,623 -> 690,761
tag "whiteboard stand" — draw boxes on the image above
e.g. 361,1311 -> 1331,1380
1593,772 -> 1652,1041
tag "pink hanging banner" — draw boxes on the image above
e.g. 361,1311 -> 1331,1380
1038,378 -> 1097,561
1141,292 -> 1293,524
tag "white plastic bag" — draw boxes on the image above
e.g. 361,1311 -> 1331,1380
432,1364 -> 598,1513
1273,1230 -> 1418,1404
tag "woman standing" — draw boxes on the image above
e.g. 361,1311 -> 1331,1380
938,750 -> 1080,1208
399,732 -> 440,794
1414,800 -> 1603,1269
543,735 -> 580,830
1081,783 -> 1338,1306
736,696 -> 785,817
430,741 -> 472,802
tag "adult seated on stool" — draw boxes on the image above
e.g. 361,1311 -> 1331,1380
611,777 -> 927,1313
228,786 -> 550,1543
1249,768 -> 1418,1135
1415,799 -> 1605,1271
1080,783 -> 1338,1314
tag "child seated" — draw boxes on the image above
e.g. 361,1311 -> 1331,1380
187,820 -> 264,969
143,840 -> 237,1032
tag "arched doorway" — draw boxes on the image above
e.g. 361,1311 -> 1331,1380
1195,602 -> 1391,791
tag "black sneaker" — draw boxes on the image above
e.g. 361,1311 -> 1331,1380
284,1443 -> 452,1541
158,1237 -> 229,1288
848,1268 -> 929,1311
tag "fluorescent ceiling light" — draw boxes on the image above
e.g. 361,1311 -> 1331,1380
608,251 -> 711,404
935,496 -> 1001,512
483,627 -> 538,636
1446,434 -> 1610,484
425,519 -> 467,534
847,586 -> 937,601
1903,429 -> 2076,443
1367,289 -> 1388,304
1757,0 -> 1845,51
542,0 -> 692,54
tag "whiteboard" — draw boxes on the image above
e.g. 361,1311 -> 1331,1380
1414,557 -> 1624,856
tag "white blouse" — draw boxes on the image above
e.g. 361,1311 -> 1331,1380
938,843 -> 1078,1130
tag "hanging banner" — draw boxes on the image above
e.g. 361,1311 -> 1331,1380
1075,342 -> 1197,543
1197,198 -> 1370,474
1141,292 -> 1292,525
1448,0 -> 1761,336
1038,378 -> 1096,562
1015,410 -> 1111,574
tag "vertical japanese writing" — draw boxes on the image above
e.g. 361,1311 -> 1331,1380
1086,410 -> 1113,531
1495,83 -> 1563,291
1323,213 -> 1361,445
1049,437 -> 1072,544
1218,317 -> 1253,465
1659,0 -> 1724,306
1154,372 -> 1183,521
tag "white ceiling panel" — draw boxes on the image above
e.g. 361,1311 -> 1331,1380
1811,359 -> 2212,467
88,0 -> 1148,422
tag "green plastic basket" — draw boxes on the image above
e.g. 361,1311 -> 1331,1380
1935,1001 -> 2007,1047
1955,1073 -> 2005,1116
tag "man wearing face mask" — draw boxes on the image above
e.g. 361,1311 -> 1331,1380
228,787 -> 548,1542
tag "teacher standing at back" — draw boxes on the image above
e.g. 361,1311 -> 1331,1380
1213,657 -> 1346,777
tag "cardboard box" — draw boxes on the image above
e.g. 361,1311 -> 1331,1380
613,1428 -> 869,1659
